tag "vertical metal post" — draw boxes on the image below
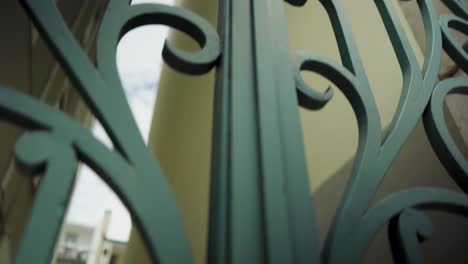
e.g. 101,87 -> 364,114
208,0 -> 321,263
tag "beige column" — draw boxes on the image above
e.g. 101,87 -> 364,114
125,1 -> 218,264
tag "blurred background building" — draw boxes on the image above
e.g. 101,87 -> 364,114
52,211 -> 126,264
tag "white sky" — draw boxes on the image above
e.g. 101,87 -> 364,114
65,0 -> 175,242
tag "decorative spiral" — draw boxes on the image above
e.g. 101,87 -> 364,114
293,53 -> 335,110
388,208 -> 433,264
348,188 -> 468,263
98,0 -> 221,76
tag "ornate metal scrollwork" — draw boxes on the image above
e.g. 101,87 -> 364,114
1,0 -> 468,263
291,0 -> 468,263
2,0 -> 220,263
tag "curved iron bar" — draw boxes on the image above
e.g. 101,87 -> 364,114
293,53 -> 335,110
12,0 -> 221,263
442,0 -> 468,20
291,0 -> 444,262
307,0 -> 468,263
97,0 -> 220,79
14,132 -> 77,264
303,0 -> 382,261
317,0 -> 424,262
424,78 -> 468,191
388,208 -> 433,264
353,188 -> 468,263
0,86 -> 196,263
440,15 -> 468,74
292,53 -> 369,137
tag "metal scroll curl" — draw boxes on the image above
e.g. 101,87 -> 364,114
388,208 -> 433,264
293,53 -> 336,110
0,86 -> 134,263
3,0 -> 221,263
355,188 -> 468,263
97,0 -> 221,79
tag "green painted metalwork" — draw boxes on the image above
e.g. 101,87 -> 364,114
0,0 -> 467,263
5,0 -> 219,263
208,0 -> 320,263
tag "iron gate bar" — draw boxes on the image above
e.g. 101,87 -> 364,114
208,0 -> 320,263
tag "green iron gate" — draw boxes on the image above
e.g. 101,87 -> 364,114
1,0 -> 468,263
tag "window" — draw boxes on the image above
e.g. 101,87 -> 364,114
64,232 -> 78,245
